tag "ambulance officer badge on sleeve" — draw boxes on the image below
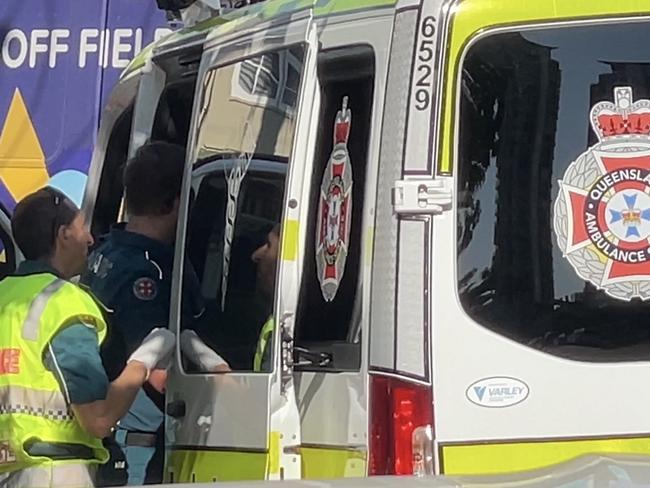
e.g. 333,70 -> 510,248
315,96 -> 353,302
133,277 -> 158,301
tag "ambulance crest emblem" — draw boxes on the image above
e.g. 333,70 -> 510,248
554,87 -> 650,301
315,96 -> 353,302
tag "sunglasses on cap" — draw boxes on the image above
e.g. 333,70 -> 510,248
41,187 -> 77,244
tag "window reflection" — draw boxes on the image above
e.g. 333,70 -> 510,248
182,45 -> 304,372
457,22 -> 650,360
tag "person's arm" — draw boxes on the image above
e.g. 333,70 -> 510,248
72,361 -> 148,438
46,324 -> 174,438
180,329 -> 231,373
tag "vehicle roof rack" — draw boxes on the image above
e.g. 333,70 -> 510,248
156,0 -> 267,29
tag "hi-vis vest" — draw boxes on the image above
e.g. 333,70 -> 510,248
254,317 -> 274,373
0,272 -> 109,472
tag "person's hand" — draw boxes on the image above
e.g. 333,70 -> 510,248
180,329 -> 230,372
147,369 -> 168,393
128,328 -> 175,374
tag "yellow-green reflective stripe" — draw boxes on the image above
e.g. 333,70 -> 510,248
281,219 -> 299,261
167,449 -> 268,482
301,446 -> 366,479
441,436 -> 650,475
269,431 -> 281,475
439,0 -> 650,174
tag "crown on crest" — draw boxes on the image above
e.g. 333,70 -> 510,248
591,87 -> 650,140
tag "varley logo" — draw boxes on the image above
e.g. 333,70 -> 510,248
473,386 -> 486,401
466,377 -> 529,408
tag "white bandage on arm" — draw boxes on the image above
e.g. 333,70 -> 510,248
180,329 -> 228,371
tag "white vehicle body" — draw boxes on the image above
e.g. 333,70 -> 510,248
52,0 -> 650,482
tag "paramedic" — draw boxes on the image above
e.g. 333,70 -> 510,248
82,141 -> 229,485
252,223 -> 280,372
0,187 -> 175,488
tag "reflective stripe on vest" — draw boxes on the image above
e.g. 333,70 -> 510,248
0,385 -> 71,421
22,279 -> 66,341
254,317 -> 275,372
0,273 -> 109,473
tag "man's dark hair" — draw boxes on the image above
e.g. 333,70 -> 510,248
12,187 -> 79,260
124,141 -> 185,216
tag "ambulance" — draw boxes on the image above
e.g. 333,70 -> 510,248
36,0 -> 650,482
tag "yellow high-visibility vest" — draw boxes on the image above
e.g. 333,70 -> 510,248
0,272 -> 109,473
253,317 -> 274,372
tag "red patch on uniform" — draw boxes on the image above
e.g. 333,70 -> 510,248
0,349 -> 19,375
0,441 -> 16,464
133,277 -> 157,301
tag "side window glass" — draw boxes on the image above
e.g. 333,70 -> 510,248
294,46 -> 376,371
180,46 -> 305,373
456,23 -> 650,361
232,46 -> 302,112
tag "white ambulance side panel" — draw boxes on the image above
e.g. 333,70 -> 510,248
431,11 -> 650,476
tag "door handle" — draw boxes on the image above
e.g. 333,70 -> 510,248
166,400 -> 186,419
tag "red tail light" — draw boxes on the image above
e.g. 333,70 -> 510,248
369,374 -> 433,475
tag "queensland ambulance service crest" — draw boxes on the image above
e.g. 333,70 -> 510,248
315,96 -> 353,302
554,87 -> 650,301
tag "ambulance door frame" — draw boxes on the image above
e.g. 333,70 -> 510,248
165,12 -> 320,481
290,10 -> 395,478
127,58 -> 167,159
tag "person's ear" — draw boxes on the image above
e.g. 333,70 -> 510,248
56,224 -> 71,245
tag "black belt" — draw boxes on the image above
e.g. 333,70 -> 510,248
114,429 -> 157,448
25,441 -> 95,460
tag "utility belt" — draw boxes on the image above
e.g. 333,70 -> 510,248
25,440 -> 95,461
112,428 -> 158,448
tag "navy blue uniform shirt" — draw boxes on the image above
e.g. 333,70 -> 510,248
81,224 -> 204,433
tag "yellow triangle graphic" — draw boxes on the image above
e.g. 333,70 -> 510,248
0,88 -> 49,202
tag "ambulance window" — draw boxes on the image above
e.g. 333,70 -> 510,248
150,78 -> 197,148
457,22 -> 650,361
150,48 -> 201,148
180,45 -> 304,373
293,46 -> 375,371
233,46 -> 302,112
91,106 -> 133,239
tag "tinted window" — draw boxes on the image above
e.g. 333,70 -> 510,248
457,22 -> 650,361
293,46 -> 375,371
